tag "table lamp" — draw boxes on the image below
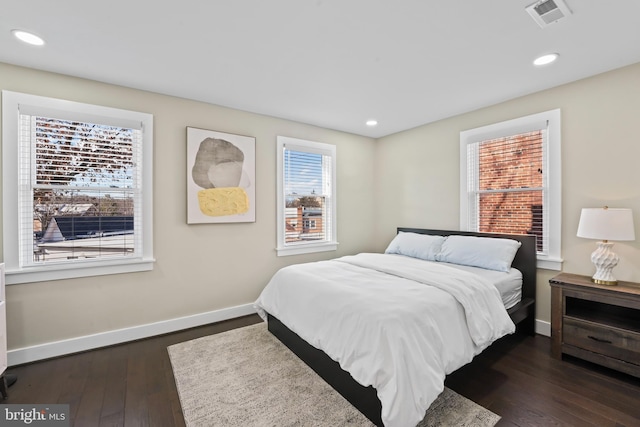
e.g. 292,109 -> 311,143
577,206 -> 635,285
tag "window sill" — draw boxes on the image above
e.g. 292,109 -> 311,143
6,258 -> 155,285
276,242 -> 338,257
536,256 -> 563,271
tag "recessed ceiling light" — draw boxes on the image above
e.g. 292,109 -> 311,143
366,119 -> 378,126
533,53 -> 559,66
11,30 -> 45,46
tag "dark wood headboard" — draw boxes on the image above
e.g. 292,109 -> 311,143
397,227 -> 537,334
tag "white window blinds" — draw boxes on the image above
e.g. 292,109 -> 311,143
466,129 -> 547,254
19,114 -> 143,266
277,136 -> 337,256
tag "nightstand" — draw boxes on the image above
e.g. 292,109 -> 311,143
550,272 -> 640,378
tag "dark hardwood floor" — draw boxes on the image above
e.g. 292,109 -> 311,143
3,314 -> 640,426
445,332 -> 640,427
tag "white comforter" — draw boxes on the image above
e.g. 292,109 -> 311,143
254,253 -> 515,427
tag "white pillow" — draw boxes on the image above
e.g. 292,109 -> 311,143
384,232 -> 445,261
436,235 -> 521,272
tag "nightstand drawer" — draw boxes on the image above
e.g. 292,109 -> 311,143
563,317 -> 640,362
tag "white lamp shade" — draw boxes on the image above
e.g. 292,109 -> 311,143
577,208 -> 635,241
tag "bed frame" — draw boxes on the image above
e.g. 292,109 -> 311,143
267,228 -> 537,426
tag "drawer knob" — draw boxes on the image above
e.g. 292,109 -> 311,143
588,335 -> 612,344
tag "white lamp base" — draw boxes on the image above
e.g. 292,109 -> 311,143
590,241 -> 619,285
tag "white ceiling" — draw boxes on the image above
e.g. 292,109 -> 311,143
1,1 -> 639,138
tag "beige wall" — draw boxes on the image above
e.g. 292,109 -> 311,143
375,62 -> 640,324
0,62 -> 377,350
2,60 -> 639,352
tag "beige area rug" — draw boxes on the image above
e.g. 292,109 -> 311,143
168,323 -> 501,427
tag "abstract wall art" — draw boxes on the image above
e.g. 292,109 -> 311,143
187,127 -> 256,223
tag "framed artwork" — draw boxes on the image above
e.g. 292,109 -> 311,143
187,127 -> 256,224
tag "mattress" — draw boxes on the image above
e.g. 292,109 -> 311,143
435,261 -> 523,309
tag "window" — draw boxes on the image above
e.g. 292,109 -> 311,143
277,136 -> 337,256
2,91 -> 154,284
460,109 -> 562,270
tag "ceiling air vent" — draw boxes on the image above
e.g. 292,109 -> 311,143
526,0 -> 572,28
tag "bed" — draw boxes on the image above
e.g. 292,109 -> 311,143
254,228 -> 536,427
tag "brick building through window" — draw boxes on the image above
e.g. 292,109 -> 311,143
477,131 -> 543,251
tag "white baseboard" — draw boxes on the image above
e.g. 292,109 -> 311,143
8,303 -> 257,366
536,319 -> 551,337
7,306 -> 552,366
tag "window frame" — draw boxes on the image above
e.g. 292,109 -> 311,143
276,136 -> 338,256
2,90 -> 154,284
459,109 -> 562,270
